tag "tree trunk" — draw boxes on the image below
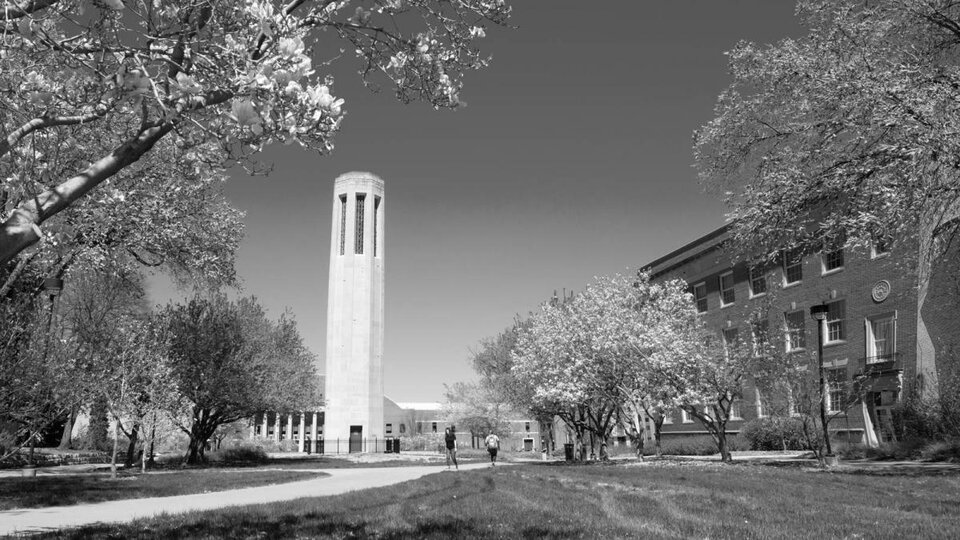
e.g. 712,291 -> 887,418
123,422 -> 140,468
148,423 -> 157,467
185,434 -> 205,465
716,428 -> 732,463
184,409 -> 220,465
110,420 -> 119,479
58,407 -> 77,450
654,416 -> 664,458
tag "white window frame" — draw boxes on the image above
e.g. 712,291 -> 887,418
821,248 -> 844,275
729,400 -> 742,420
865,312 -> 897,363
680,409 -> 693,424
871,237 -> 891,259
783,250 -> 803,286
662,413 -> 673,425
825,300 -> 846,344
784,310 -> 806,353
749,267 -> 767,298
719,271 -> 735,307
755,388 -> 766,419
826,369 -> 846,413
693,282 -> 708,313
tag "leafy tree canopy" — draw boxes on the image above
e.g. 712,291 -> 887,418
695,0 -> 960,262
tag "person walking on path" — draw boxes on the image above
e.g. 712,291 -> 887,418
444,427 -> 458,470
484,432 -> 500,467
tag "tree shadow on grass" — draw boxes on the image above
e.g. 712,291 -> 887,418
41,513 -> 493,539
834,462 -> 960,477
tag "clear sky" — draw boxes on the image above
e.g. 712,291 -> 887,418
149,1 -> 804,402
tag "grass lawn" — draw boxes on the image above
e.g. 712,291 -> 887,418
36,459 -> 960,539
0,469 -> 324,511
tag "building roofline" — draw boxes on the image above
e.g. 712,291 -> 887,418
642,223 -> 732,276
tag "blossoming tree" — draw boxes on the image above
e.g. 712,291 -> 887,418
0,0 -> 512,265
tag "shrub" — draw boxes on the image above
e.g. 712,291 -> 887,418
658,435 -> 748,456
919,438 -> 960,462
740,416 -> 816,451
834,440 -> 926,461
892,359 -> 960,444
400,433 -> 442,452
207,444 -> 269,464
251,438 -> 281,453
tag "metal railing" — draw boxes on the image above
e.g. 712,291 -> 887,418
858,352 -> 902,374
299,437 -> 403,455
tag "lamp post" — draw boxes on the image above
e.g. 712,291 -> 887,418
809,303 -> 833,461
41,278 -> 63,350
26,278 -> 64,470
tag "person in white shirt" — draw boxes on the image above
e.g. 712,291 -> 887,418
484,432 -> 500,466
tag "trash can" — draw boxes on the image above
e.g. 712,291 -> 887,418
393,437 -> 401,454
563,443 -> 574,461
385,438 -> 394,453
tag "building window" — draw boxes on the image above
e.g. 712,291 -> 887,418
255,425 -> 262,436
822,248 -> 844,273
431,422 -> 437,433
338,194 -> 347,255
680,409 -> 693,423
749,267 -> 767,297
355,193 -> 366,254
752,319 -> 769,356
825,300 -> 846,343
662,413 -> 673,424
872,236 -> 891,258
756,388 -> 766,418
702,406 -> 712,420
827,368 -> 847,413
866,314 -> 897,362
783,249 -> 802,285
373,195 -> 381,257
729,400 -> 742,420
722,327 -> 739,351
784,310 -> 806,352
525,422 -> 531,432
719,271 -> 735,306
386,423 -> 393,435
399,423 -> 406,434
694,282 -> 708,313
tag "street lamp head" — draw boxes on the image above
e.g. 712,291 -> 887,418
42,277 -> 63,297
810,303 -> 829,321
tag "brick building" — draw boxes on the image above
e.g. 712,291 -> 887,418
642,223 -> 959,445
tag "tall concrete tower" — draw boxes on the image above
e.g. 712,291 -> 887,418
324,172 -> 385,448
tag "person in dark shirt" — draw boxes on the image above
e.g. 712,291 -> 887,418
444,426 -> 458,470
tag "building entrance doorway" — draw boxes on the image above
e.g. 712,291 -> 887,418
349,425 -> 363,453
869,391 -> 898,443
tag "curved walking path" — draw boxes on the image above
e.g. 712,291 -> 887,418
0,462 -> 495,536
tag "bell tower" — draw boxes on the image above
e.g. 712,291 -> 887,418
324,172 -> 385,448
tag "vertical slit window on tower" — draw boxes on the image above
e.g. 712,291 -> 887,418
339,194 -> 347,255
373,196 -> 381,257
355,193 -> 366,254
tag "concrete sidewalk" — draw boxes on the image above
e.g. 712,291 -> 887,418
0,462 -> 494,536
0,463 -> 113,479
